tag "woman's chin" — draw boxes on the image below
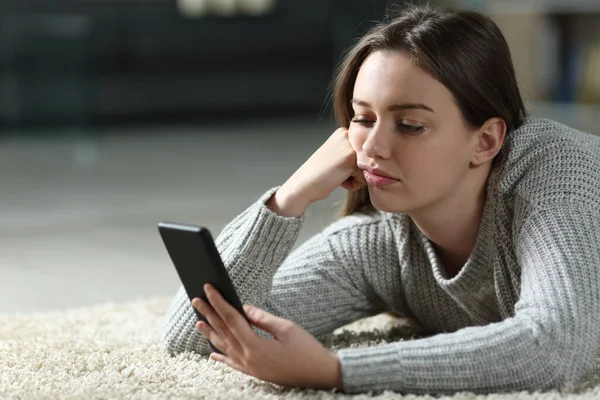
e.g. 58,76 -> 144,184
368,187 -> 412,214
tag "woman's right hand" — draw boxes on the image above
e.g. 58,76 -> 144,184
267,128 -> 366,217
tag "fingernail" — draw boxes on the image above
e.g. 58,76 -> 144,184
193,298 -> 204,309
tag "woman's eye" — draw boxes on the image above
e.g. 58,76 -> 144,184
351,118 -> 375,126
351,118 -> 425,134
399,124 -> 425,134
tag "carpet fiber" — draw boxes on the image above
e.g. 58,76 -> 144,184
1,298 -> 599,399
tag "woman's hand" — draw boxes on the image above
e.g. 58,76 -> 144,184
192,284 -> 343,390
268,128 -> 366,217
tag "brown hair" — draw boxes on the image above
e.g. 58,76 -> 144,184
332,4 -> 527,217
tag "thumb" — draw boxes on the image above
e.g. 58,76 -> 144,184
351,167 -> 366,184
244,305 -> 288,337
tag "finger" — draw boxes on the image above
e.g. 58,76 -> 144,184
341,177 -> 365,191
209,352 -> 247,374
350,179 -> 367,191
194,296 -> 246,356
243,305 -> 290,339
351,168 -> 367,184
340,179 -> 353,191
196,321 -> 228,354
341,177 -> 360,191
204,285 -> 255,341
191,297 -> 229,337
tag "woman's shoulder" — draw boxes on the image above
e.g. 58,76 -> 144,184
503,117 -> 600,155
493,117 -> 600,208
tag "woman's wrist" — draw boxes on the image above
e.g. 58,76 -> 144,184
266,185 -> 310,218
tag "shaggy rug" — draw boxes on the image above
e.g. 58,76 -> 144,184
1,298 -> 599,400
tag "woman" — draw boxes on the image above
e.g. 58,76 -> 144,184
162,4 -> 600,395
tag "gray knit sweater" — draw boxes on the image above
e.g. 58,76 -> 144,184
163,117 -> 600,395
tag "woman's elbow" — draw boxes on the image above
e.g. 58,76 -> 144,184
162,328 -> 184,356
555,353 -> 596,388
534,344 -> 597,390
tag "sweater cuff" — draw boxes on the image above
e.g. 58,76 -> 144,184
234,187 -> 305,266
337,343 -> 402,394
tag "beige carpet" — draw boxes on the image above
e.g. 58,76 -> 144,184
1,298 -> 599,400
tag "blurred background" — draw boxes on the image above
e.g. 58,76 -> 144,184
0,0 -> 598,314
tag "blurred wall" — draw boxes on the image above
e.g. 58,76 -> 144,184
452,0 -> 600,105
0,0 -> 389,129
3,0 -> 598,130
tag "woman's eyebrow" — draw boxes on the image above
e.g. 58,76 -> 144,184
352,98 -> 435,113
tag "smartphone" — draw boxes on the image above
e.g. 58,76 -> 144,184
158,221 -> 248,354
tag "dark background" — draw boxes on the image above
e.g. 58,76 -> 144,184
0,0 -> 391,129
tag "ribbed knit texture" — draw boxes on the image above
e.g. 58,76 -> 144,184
162,117 -> 600,395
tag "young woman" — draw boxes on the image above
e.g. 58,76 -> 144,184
163,4 -> 600,395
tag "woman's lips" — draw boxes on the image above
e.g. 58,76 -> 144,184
362,170 -> 400,187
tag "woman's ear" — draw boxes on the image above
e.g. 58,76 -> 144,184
471,117 -> 506,166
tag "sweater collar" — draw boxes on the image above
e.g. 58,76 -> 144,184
415,182 -> 496,291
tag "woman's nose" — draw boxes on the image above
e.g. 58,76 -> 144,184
362,123 -> 393,159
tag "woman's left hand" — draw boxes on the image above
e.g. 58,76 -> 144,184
192,284 -> 343,390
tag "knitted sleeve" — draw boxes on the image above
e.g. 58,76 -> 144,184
162,188 -> 389,356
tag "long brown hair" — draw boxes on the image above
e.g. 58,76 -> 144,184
332,4 -> 527,217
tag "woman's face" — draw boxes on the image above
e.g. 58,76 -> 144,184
348,50 -> 480,214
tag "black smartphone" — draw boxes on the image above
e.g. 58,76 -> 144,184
158,222 -> 248,354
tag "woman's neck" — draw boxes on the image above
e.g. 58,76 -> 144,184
409,164 -> 491,276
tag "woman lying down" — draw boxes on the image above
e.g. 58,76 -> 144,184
162,4 -> 600,396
